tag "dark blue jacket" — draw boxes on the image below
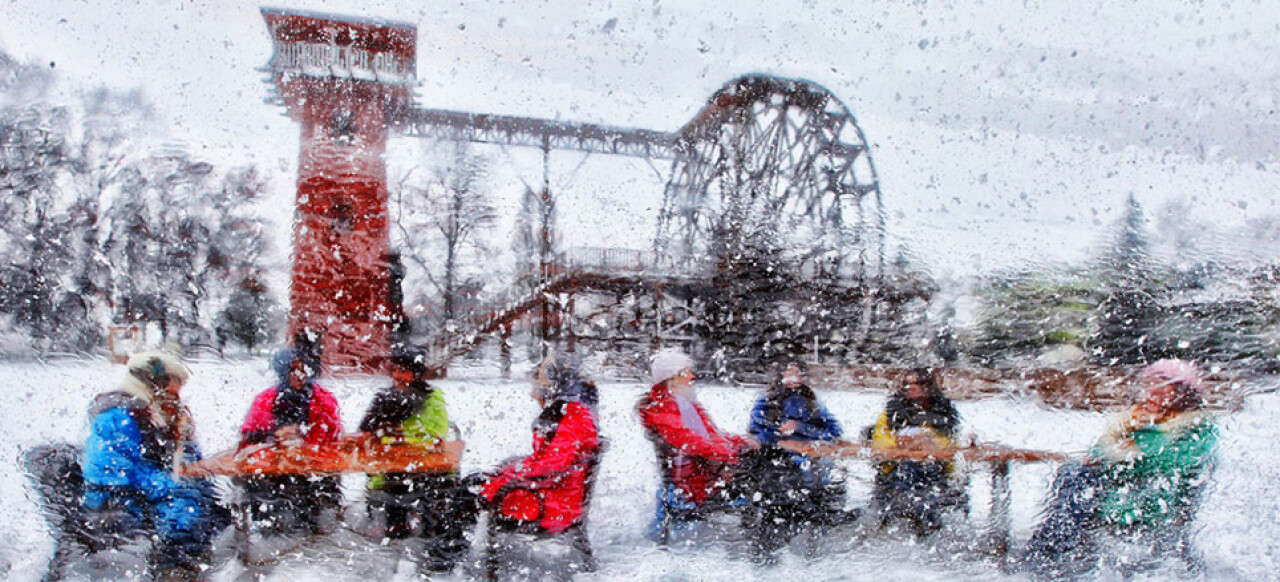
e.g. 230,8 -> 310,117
748,392 -> 843,446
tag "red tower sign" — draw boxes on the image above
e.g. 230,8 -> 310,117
262,8 -> 416,371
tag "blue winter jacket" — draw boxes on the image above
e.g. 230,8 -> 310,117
748,392 -> 843,446
82,392 -> 212,523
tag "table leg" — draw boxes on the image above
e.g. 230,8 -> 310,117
234,493 -> 252,566
988,460 -> 1011,558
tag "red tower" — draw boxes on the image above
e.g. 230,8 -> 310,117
262,9 -> 416,371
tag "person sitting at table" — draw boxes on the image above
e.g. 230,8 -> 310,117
481,353 -> 601,534
1022,358 -> 1219,578
637,348 -> 757,542
359,347 -> 474,574
236,347 -> 343,536
864,366 -> 967,537
81,351 -> 230,581
742,358 -> 847,563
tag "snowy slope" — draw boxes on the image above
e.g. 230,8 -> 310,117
1,358 -> 1274,580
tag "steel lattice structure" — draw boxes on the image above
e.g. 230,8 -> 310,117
401,75 -> 887,284
655,75 -> 885,284
399,108 -> 677,159
397,75 -> 896,363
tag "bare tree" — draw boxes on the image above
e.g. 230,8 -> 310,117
393,142 -> 497,327
512,183 -> 557,288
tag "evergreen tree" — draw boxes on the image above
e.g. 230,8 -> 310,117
1147,263 -> 1280,369
1090,195 -> 1168,365
215,274 -> 280,352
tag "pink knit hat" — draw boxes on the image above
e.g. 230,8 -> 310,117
1140,358 -> 1205,411
1140,358 -> 1204,390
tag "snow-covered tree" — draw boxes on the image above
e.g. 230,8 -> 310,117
0,54 -> 90,352
101,148 -> 274,346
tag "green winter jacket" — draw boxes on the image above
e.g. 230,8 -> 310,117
1091,411 -> 1217,529
396,389 -> 449,448
362,389 -> 450,490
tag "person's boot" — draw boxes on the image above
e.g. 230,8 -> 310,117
148,553 -> 203,582
747,507 -> 784,567
418,528 -> 468,575
149,539 -> 212,582
151,564 -> 199,582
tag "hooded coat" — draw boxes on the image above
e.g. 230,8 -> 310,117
239,350 -> 342,446
360,380 -> 450,491
746,382 -> 843,496
866,387 -> 965,534
1022,369 -> 1219,577
1089,409 -> 1218,528
83,373 -> 211,513
748,385 -> 843,447
234,350 -> 344,537
482,356 -> 601,533
81,356 -> 224,568
869,389 -> 961,454
638,381 -> 745,505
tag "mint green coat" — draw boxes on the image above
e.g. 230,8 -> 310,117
1092,412 -> 1217,529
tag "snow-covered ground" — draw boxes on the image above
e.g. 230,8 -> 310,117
2,358 -> 1276,580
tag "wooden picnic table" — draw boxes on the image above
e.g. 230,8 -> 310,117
182,436 -> 464,477
779,439 -> 1072,557
181,435 -> 466,568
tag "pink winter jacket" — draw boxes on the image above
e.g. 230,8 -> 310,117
238,385 -> 343,446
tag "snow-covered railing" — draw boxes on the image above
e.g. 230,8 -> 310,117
424,248 -> 714,366
426,272 -> 576,366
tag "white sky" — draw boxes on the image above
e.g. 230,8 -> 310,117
2,0 -> 1278,280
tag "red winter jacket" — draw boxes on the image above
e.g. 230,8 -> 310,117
239,385 -> 343,446
482,400 -> 599,533
637,383 -> 744,505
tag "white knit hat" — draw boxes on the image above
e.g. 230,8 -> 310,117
126,350 -> 190,388
650,348 -> 694,385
